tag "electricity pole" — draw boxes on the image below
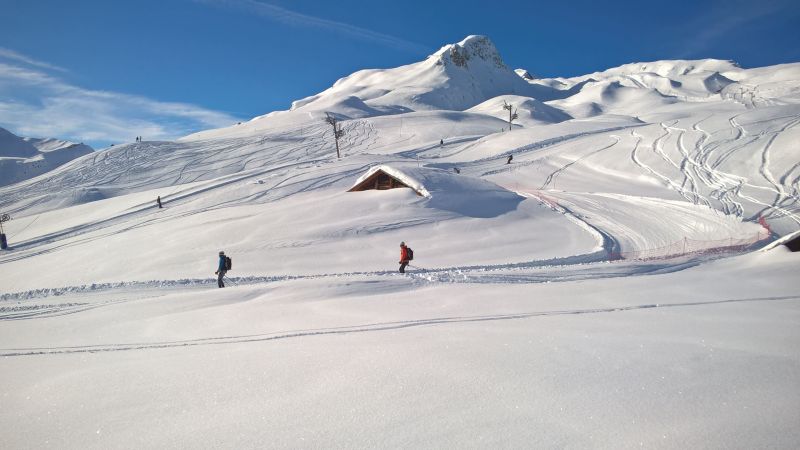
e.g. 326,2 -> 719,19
0,213 -> 10,250
503,101 -> 518,131
325,112 -> 345,158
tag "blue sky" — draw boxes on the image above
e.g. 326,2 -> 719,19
1,0 -> 798,148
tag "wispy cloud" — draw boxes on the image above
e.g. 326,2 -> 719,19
0,47 -> 69,73
676,0 -> 799,58
196,0 -> 430,54
0,52 -> 243,147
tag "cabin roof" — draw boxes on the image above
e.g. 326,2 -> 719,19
348,165 -> 431,197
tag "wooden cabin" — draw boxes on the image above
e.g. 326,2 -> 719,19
786,233 -> 800,252
348,168 -> 424,196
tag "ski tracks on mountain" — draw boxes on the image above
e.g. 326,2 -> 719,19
538,135 -> 621,190
1,251 -> 703,318
629,114 -> 800,226
3,294 -> 797,357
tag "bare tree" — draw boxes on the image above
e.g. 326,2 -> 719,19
324,112 -> 345,158
502,101 -> 518,131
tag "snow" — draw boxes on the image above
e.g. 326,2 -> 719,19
0,126 -> 39,158
1,36 -> 798,448
515,68 -> 535,80
283,35 -> 548,114
466,95 -> 573,126
352,164 -> 434,196
0,126 -> 93,188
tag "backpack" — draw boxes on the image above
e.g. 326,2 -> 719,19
225,256 -> 232,270
407,247 -> 413,261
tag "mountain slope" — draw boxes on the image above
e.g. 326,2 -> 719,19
0,127 -> 94,188
1,36 -> 797,236
1,36 -> 798,450
288,35 -> 551,115
0,127 -> 39,158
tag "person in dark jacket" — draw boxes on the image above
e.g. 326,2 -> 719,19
507,154 -> 513,164
399,242 -> 410,273
215,251 -> 227,288
157,196 -> 162,209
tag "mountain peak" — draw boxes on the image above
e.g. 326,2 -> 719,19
278,35 -> 545,116
431,35 -> 506,69
515,69 -> 535,80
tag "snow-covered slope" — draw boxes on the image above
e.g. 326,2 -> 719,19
467,94 -> 573,126
0,127 -> 93,187
0,127 -> 39,158
287,35 -> 552,115
1,36 -> 798,449
538,59 -> 800,114
515,68 -> 535,80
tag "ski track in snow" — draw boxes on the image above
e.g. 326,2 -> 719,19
727,116 -> 800,224
2,99 -> 797,322
631,126 -> 701,206
693,117 -> 744,217
538,136 -> 621,190
625,115 -> 800,226
2,294 -> 797,357
755,117 -> 800,219
1,124 -> 335,215
1,115 -> 789,300
1,252 -> 708,311
0,160 -> 383,262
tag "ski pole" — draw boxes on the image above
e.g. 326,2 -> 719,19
223,274 -> 238,286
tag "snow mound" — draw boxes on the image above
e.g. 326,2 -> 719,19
289,95 -> 386,120
467,95 -> 573,126
538,59 -> 745,105
351,164 -> 523,217
605,59 -> 741,79
551,80 -> 678,118
720,62 -> 800,105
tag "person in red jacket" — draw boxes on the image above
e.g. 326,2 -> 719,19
399,241 -> 410,273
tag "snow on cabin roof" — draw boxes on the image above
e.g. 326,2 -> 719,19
350,165 -> 432,197
349,164 -> 524,218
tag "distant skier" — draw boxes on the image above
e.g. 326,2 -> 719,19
507,154 -> 513,164
440,139 -> 444,146
453,167 -> 460,174
156,196 -> 162,209
215,251 -> 227,288
399,241 -> 411,273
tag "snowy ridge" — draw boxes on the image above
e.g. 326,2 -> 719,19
284,35 -> 544,115
0,127 -> 39,158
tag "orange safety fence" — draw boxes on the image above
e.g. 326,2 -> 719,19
608,232 -> 772,261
